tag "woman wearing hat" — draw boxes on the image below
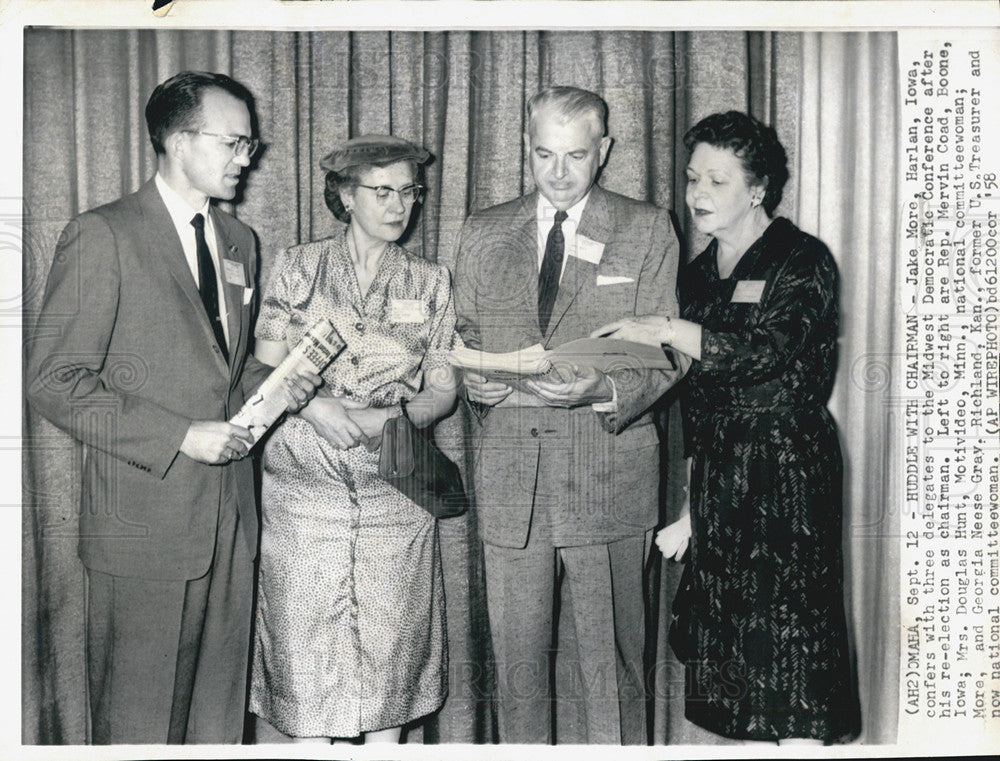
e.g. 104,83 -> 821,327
248,136 -> 458,743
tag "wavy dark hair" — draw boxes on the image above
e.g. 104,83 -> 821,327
323,160 -> 420,224
683,111 -> 789,216
144,71 -> 253,156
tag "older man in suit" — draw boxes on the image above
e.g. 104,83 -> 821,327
454,86 -> 688,744
26,71 -> 317,744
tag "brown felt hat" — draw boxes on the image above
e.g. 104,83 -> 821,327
319,135 -> 431,173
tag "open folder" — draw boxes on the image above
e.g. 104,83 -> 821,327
448,337 -> 677,385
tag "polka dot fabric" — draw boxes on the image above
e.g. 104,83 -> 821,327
249,231 -> 455,737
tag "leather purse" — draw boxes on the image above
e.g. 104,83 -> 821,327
377,410 -> 468,519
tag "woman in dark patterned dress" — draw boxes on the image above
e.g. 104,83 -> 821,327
249,136 -> 457,744
595,112 -> 860,744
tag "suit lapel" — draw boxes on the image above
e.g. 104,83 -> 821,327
137,180 -> 229,376
211,208 -> 247,373
544,185 -> 612,343
506,193 -> 545,346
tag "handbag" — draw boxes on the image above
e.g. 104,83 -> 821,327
377,408 -> 468,519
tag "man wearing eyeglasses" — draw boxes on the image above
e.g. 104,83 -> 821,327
26,71 -> 318,744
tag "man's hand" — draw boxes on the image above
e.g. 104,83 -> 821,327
299,396 -> 368,450
521,363 -> 613,408
180,421 -> 254,465
462,370 -> 513,407
281,369 -> 323,413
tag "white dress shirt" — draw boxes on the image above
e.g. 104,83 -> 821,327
155,173 -> 230,347
534,191 -> 617,411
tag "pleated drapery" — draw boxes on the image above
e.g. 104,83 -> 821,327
22,29 -> 898,745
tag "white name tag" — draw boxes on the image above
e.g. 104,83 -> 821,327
571,235 -> 605,265
389,298 -> 426,323
222,258 -> 247,287
731,280 -> 767,303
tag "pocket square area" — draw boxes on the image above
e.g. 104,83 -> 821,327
595,275 -> 635,286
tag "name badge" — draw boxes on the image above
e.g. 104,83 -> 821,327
571,235 -> 605,265
222,258 -> 247,287
731,280 -> 767,304
389,298 -> 426,323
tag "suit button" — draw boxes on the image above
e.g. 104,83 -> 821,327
350,356 -> 360,366
355,322 -> 364,332
530,427 -> 539,437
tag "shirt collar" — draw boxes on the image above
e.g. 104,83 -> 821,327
536,191 -> 589,227
155,173 -> 212,232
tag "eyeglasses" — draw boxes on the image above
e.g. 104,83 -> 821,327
356,184 -> 424,204
183,130 -> 260,158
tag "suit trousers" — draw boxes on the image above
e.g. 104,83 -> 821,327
86,474 -> 253,744
483,510 -> 651,744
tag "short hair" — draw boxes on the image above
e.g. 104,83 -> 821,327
526,86 -> 608,138
144,71 -> 254,156
683,111 -> 789,216
323,160 -> 420,223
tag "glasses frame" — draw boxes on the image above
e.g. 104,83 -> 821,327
182,130 -> 260,158
356,183 -> 425,205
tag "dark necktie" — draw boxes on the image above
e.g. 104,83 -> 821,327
538,209 -> 568,335
191,213 -> 228,361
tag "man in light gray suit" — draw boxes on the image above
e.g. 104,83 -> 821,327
454,86 -> 688,744
26,71 -> 317,743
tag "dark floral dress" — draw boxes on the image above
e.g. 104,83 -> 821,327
669,217 -> 861,742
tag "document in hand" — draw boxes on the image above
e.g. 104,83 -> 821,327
230,318 -> 345,445
448,337 -> 676,385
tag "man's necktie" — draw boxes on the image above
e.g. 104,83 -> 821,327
191,213 -> 228,362
538,209 -> 568,335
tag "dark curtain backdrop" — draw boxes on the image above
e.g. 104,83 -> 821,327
22,28 -> 899,746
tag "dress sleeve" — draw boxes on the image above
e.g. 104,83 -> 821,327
696,241 -> 838,384
421,264 -> 458,384
255,246 -> 298,344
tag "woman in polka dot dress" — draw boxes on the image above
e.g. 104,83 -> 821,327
249,136 -> 458,744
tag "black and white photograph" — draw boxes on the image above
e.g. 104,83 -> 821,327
4,1 -> 998,758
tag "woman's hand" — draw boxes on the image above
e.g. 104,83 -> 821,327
655,511 -> 692,562
347,406 -> 393,449
298,396 -> 369,450
590,314 -> 673,347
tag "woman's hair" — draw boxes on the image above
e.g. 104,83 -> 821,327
683,111 -> 789,215
323,160 -> 420,223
